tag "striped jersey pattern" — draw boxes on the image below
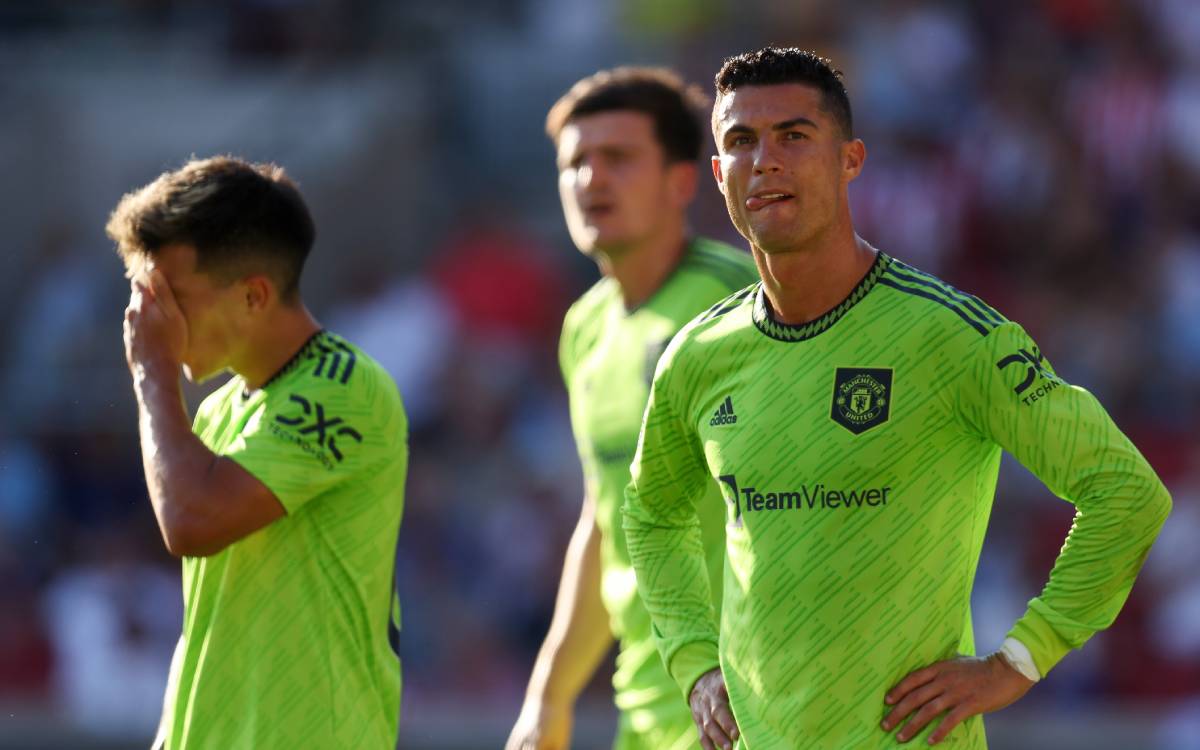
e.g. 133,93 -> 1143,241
161,331 -> 408,749
624,251 -> 1170,748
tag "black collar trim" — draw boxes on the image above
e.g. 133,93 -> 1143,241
240,329 -> 325,400
751,253 -> 891,342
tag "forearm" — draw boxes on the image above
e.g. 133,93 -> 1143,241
622,372 -> 720,696
1010,472 -> 1171,674
133,364 -> 218,553
623,499 -> 719,698
525,496 -> 614,706
962,324 -> 1173,676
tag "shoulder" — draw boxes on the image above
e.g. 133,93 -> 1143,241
691,280 -> 760,332
658,281 -> 759,375
272,331 -> 407,436
561,276 -> 616,359
677,237 -> 758,293
875,256 -> 1010,342
563,277 -> 614,332
873,257 -> 1056,382
976,318 -> 1060,383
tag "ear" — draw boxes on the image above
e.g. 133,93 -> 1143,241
666,161 -> 698,210
242,275 -> 274,314
711,155 -> 726,196
842,139 -> 866,183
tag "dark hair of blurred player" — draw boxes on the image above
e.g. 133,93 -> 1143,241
544,67 -> 711,306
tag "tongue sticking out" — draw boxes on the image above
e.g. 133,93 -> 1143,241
746,194 -> 792,212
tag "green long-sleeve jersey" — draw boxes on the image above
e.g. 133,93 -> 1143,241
561,238 -> 757,721
623,251 -> 1170,749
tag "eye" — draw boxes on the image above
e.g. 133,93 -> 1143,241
785,131 -> 807,140
603,149 -> 632,166
729,134 -> 752,147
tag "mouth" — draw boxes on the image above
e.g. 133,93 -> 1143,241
582,202 -> 616,220
745,191 -> 794,212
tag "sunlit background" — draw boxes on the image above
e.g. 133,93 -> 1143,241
0,1 -> 1197,748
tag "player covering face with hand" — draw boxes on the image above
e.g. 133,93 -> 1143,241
506,68 -> 757,750
623,47 -> 1171,749
109,156 -> 407,749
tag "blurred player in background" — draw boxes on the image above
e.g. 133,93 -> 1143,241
108,156 -> 407,749
624,47 -> 1172,749
506,68 -> 757,750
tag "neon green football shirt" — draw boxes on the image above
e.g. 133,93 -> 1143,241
159,330 -> 407,750
624,251 -> 1170,749
560,238 -> 757,730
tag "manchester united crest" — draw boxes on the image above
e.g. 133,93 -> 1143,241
830,367 -> 893,435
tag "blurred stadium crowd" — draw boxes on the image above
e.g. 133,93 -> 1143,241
0,0 -> 1197,748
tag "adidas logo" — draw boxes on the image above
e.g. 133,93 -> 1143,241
709,396 -> 738,426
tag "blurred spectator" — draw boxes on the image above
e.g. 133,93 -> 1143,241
41,526 -> 180,737
328,275 -> 457,429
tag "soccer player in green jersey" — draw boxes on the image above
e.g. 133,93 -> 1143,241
623,47 -> 1172,750
506,69 -> 757,750
108,156 -> 406,749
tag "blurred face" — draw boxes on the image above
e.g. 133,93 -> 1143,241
711,83 -> 864,255
133,244 -> 249,383
556,111 -> 691,257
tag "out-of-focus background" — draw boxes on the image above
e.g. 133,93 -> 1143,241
0,0 -> 1196,748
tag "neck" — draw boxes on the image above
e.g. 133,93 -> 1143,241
233,303 -> 322,391
754,231 -> 876,325
596,224 -> 689,310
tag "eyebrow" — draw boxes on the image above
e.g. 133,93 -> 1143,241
772,117 -> 819,131
558,142 -> 637,166
724,117 -> 820,138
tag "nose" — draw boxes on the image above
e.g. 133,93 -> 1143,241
576,158 -> 608,191
753,139 -> 783,175
577,163 -> 595,189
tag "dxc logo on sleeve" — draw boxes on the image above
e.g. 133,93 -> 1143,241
995,347 -> 1060,405
274,394 -> 362,461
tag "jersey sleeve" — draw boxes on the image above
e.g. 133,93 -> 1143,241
222,375 -> 403,515
622,339 -> 721,698
955,321 -> 1171,676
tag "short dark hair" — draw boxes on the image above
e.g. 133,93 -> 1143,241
715,47 -> 854,139
545,66 -> 710,163
105,155 -> 315,302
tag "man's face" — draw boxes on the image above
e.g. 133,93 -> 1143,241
556,111 -> 687,257
133,244 -> 247,383
711,83 -> 863,255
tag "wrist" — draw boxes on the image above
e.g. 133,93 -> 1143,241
996,637 -> 1041,683
1008,603 -> 1072,677
132,358 -> 180,388
670,641 -> 721,700
524,670 -> 573,709
525,688 -> 571,711
132,362 -> 184,410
